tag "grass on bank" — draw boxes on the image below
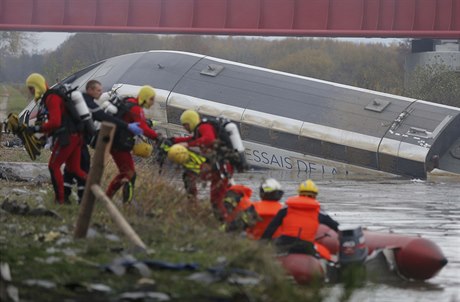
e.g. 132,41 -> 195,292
0,163 -> 329,302
0,89 -> 348,301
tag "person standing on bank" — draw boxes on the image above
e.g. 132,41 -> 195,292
105,85 -> 158,203
25,73 -> 87,205
63,80 -> 143,204
172,109 -> 234,220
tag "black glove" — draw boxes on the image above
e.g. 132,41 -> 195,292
164,137 -> 175,146
153,133 -> 164,144
146,119 -> 154,128
25,125 -> 41,134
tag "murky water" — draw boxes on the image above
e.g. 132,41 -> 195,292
231,171 -> 460,302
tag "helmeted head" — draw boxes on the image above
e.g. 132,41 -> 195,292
298,179 -> 318,197
180,109 -> 200,133
133,142 -> 153,158
259,178 -> 284,201
26,73 -> 47,101
137,85 -> 156,108
167,144 -> 190,164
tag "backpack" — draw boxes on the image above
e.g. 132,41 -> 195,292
200,117 -> 248,172
103,95 -> 138,151
203,117 -> 233,146
41,84 -> 95,141
102,94 -> 137,119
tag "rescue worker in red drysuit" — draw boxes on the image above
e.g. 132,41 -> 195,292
261,179 -> 339,260
25,73 -> 87,205
172,109 -> 234,221
221,184 -> 258,232
106,85 -> 158,203
63,80 -> 143,204
246,178 -> 284,240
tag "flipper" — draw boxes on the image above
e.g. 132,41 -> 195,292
6,113 -> 42,160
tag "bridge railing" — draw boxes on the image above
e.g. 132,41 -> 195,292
0,0 -> 459,38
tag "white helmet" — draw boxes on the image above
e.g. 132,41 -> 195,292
260,178 -> 282,192
259,178 -> 284,201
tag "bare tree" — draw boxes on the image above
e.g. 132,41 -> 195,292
0,31 -> 36,55
405,63 -> 460,107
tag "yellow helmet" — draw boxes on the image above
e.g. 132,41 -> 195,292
168,144 -> 190,164
298,179 -> 319,196
132,142 -> 153,158
26,73 -> 47,101
180,110 -> 200,132
137,85 -> 156,107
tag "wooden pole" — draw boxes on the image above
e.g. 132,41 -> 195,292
74,122 -> 115,238
91,184 -> 147,250
0,122 -> 3,145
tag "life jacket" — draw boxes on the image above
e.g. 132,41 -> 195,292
280,196 -> 320,242
247,200 -> 283,240
194,117 -> 247,172
314,243 -> 332,261
41,84 -> 96,142
182,150 -> 207,174
224,185 -> 253,223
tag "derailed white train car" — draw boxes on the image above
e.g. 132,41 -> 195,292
22,51 -> 460,178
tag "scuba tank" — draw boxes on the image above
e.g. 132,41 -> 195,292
44,84 -> 96,136
224,122 -> 244,153
96,91 -> 111,105
66,86 -> 96,136
101,100 -> 119,115
223,121 -> 248,172
68,88 -> 91,122
101,90 -> 136,116
94,95 -> 119,133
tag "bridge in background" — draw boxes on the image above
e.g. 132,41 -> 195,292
0,0 -> 459,38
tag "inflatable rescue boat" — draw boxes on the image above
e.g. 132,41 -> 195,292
279,225 -> 448,284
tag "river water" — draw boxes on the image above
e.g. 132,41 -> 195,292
230,170 -> 460,302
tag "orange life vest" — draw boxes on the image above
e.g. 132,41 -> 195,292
247,200 -> 283,240
280,196 -> 320,242
225,185 -> 253,222
314,243 -> 332,261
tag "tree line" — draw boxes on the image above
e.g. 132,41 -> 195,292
0,33 -> 458,107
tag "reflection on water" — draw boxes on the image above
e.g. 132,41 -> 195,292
232,170 -> 460,302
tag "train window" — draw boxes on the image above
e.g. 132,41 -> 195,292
365,98 -> 390,112
200,64 -> 224,77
